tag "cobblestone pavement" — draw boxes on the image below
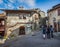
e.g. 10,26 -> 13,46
0,30 -> 60,47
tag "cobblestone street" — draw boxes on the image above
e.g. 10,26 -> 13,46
0,30 -> 60,47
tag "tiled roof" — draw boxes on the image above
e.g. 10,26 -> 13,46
47,4 -> 60,13
0,9 -> 37,13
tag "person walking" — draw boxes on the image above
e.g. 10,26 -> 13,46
46,26 -> 50,39
50,25 -> 54,38
42,25 -> 46,39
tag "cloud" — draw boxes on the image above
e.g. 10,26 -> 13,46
18,0 -> 36,7
9,0 -> 15,3
0,0 -> 3,4
8,3 -> 14,9
0,0 -> 36,9
4,3 -> 14,9
25,0 -> 36,7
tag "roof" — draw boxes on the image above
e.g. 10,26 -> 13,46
47,4 -> 60,13
53,4 -> 60,8
0,9 -> 37,13
0,13 -> 6,19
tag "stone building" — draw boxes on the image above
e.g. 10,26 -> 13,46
30,8 -> 45,27
47,4 -> 60,32
0,8 -> 40,38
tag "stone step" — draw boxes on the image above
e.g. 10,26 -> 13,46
0,39 -> 6,44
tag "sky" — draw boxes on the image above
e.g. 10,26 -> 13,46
0,0 -> 60,14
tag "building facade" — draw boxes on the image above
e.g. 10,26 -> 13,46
1,9 -> 40,38
47,4 -> 60,32
30,8 -> 45,27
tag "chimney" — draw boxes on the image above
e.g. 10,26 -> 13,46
19,6 -> 24,10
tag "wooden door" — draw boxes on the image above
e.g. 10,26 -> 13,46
19,26 -> 25,35
54,22 -> 57,32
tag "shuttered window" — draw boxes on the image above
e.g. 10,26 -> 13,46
58,9 -> 60,16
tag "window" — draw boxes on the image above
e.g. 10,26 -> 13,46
58,9 -> 60,16
19,14 -> 26,19
19,15 -> 22,19
7,13 -> 13,16
50,13 -> 51,16
35,15 -> 38,20
23,16 -> 26,19
28,14 -> 30,17
53,17 -> 56,22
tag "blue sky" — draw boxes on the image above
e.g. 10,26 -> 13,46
0,0 -> 60,13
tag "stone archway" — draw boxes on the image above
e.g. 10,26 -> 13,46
19,26 -> 25,35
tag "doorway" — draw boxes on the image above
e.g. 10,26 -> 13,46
54,22 -> 57,32
19,26 -> 25,35
0,19 -> 5,38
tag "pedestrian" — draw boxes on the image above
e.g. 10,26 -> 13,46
50,25 -> 54,38
46,26 -> 50,39
42,25 -> 46,39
